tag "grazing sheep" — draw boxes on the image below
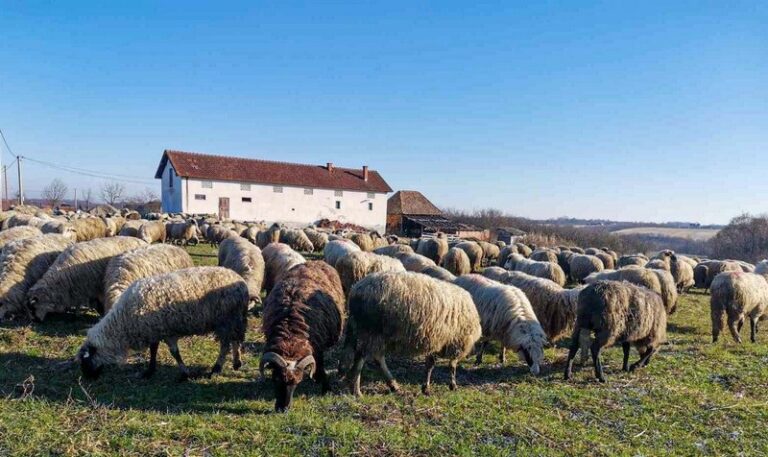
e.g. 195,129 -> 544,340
303,228 -> 329,251
694,260 -> 742,290
710,272 -> 768,343
556,250 -> 574,280
454,274 -> 547,373
618,255 -> 649,268
343,271 -> 482,396
647,268 -> 679,314
497,245 -> 517,267
478,241 -> 500,265
166,220 -> 200,245
455,241 -> 484,272
218,237 -> 265,306
504,254 -> 567,287
420,265 -> 457,282
138,220 -> 167,244
260,262 -> 346,411
569,247 -> 586,254
395,252 -> 436,272
514,243 -> 533,258
5,213 -> 37,229
0,226 -> 43,249
569,254 -> 604,283
207,224 -> 239,246
103,244 -> 195,313
530,249 -> 559,265
416,235 -> 449,264
256,223 -> 282,249
645,258 -> 670,271
670,255 -> 695,293
732,260 -> 755,273
40,219 -> 76,239
0,234 -> 75,319
280,229 -> 315,253
495,241 -> 506,249
593,252 -> 615,270
335,251 -> 405,295
262,243 -> 306,293
373,244 -> 414,257
483,267 -> 583,343
78,267 -> 249,380
27,236 -> 147,320
118,220 -> 144,238
348,232 -> 375,252
70,218 -> 109,242
564,280 -> 667,382
441,247 -> 471,276
323,239 -> 361,268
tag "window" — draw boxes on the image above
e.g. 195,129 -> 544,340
273,186 -> 283,193
194,194 -> 206,200
304,188 -> 313,195
242,197 -> 252,203
335,201 -> 341,209
368,203 -> 373,211
201,181 -> 213,189
334,190 -> 343,197
367,192 -> 375,199
168,168 -> 174,188
240,183 -> 251,191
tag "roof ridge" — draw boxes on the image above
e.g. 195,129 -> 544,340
165,149 -> 380,174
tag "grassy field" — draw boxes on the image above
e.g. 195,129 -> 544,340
1,244 -> 767,455
612,227 -> 720,241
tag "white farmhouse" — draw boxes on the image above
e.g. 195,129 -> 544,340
155,150 -> 392,232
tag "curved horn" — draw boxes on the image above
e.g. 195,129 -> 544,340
259,352 -> 287,376
296,355 -> 316,378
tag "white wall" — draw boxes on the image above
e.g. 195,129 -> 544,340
159,163 -> 182,213
170,176 -> 387,232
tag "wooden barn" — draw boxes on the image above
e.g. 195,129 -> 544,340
386,190 -> 488,239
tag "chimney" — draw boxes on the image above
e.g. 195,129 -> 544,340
362,165 -> 369,182
327,162 -> 334,173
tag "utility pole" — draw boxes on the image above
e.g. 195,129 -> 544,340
2,166 -> 7,211
74,188 -> 78,212
16,156 -> 23,206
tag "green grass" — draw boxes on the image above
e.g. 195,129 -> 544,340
2,248 -> 768,456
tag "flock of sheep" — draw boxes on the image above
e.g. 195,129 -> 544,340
0,206 -> 766,412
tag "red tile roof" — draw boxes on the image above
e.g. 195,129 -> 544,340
155,150 -> 392,193
387,190 -> 443,216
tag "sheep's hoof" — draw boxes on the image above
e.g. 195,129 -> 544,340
597,377 -> 607,383
449,382 -> 457,391
421,385 -> 431,396
353,389 -> 363,398
232,360 -> 242,371
388,382 -> 400,393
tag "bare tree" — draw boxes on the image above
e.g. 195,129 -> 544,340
124,187 -> 161,213
101,182 -> 126,206
42,179 -> 69,208
82,188 -> 93,211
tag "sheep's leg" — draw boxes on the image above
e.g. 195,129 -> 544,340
499,347 -> 506,365
621,342 -> 631,372
475,341 -> 488,364
564,330 -> 581,380
728,318 -> 743,344
231,342 -> 242,370
578,329 -> 591,365
373,354 -> 399,393
421,355 -> 436,395
737,318 -> 745,333
630,347 -> 656,371
210,340 -> 230,376
750,317 -> 758,343
591,339 -> 605,383
350,350 -> 366,397
448,359 -> 458,391
141,342 -> 159,379
314,352 -> 331,395
165,338 -> 190,381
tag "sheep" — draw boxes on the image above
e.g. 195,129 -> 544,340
395,252 -> 436,272
514,243 -> 533,257
670,255 -> 695,293
441,247 -> 471,276
40,219 -> 76,238
531,249 -> 559,264
569,254 -> 604,283
645,258 -> 670,271
27,236 -> 147,321
593,251 -> 615,270
504,254 -> 567,287
348,232 -> 374,252
585,266 -> 661,292
5,213 -> 37,229
420,265 -> 457,282
335,251 -> 406,295
303,227 -> 329,251
564,280 -> 667,382
343,271 -> 482,396
218,237 -> 265,306
373,244 -> 414,257
497,245 -> 517,266
260,262 -> 346,411
370,232 -> 389,250
262,243 -> 306,293
0,225 -> 43,249
756,260 -> 768,276
78,266 -> 249,380
454,274 -> 547,373
118,220 -> 144,237
323,239 -> 361,268
482,267 -> 583,343
601,248 -> 619,264
0,234 -> 75,319
255,223 -> 282,248
70,217 -> 109,242
477,241 -> 500,265
710,272 -> 768,343
455,241 -> 484,272
732,260 -> 755,273
103,244 -> 195,314
280,229 -> 315,253
618,255 -> 648,268
416,235 -> 449,264
137,220 -> 167,244
648,268 -> 679,314
207,224 -> 238,246
694,260 -> 742,291
166,220 -> 200,245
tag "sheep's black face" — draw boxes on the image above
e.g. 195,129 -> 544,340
78,345 -> 103,380
271,366 -> 306,412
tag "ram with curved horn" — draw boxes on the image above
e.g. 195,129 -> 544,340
260,261 -> 345,412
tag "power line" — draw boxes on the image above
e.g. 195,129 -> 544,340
22,155 -> 156,186
0,129 -> 19,162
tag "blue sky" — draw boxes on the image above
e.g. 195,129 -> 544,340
1,1 -> 766,224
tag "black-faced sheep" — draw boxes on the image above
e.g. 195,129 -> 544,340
441,247 -> 471,276
260,261 -> 346,411
78,266 -> 249,380
343,271 -> 482,396
564,280 -> 667,382
504,253 -> 567,287
103,244 -> 195,314
710,271 -> 768,343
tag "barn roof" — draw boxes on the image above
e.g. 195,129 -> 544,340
387,190 -> 443,216
155,150 -> 392,194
